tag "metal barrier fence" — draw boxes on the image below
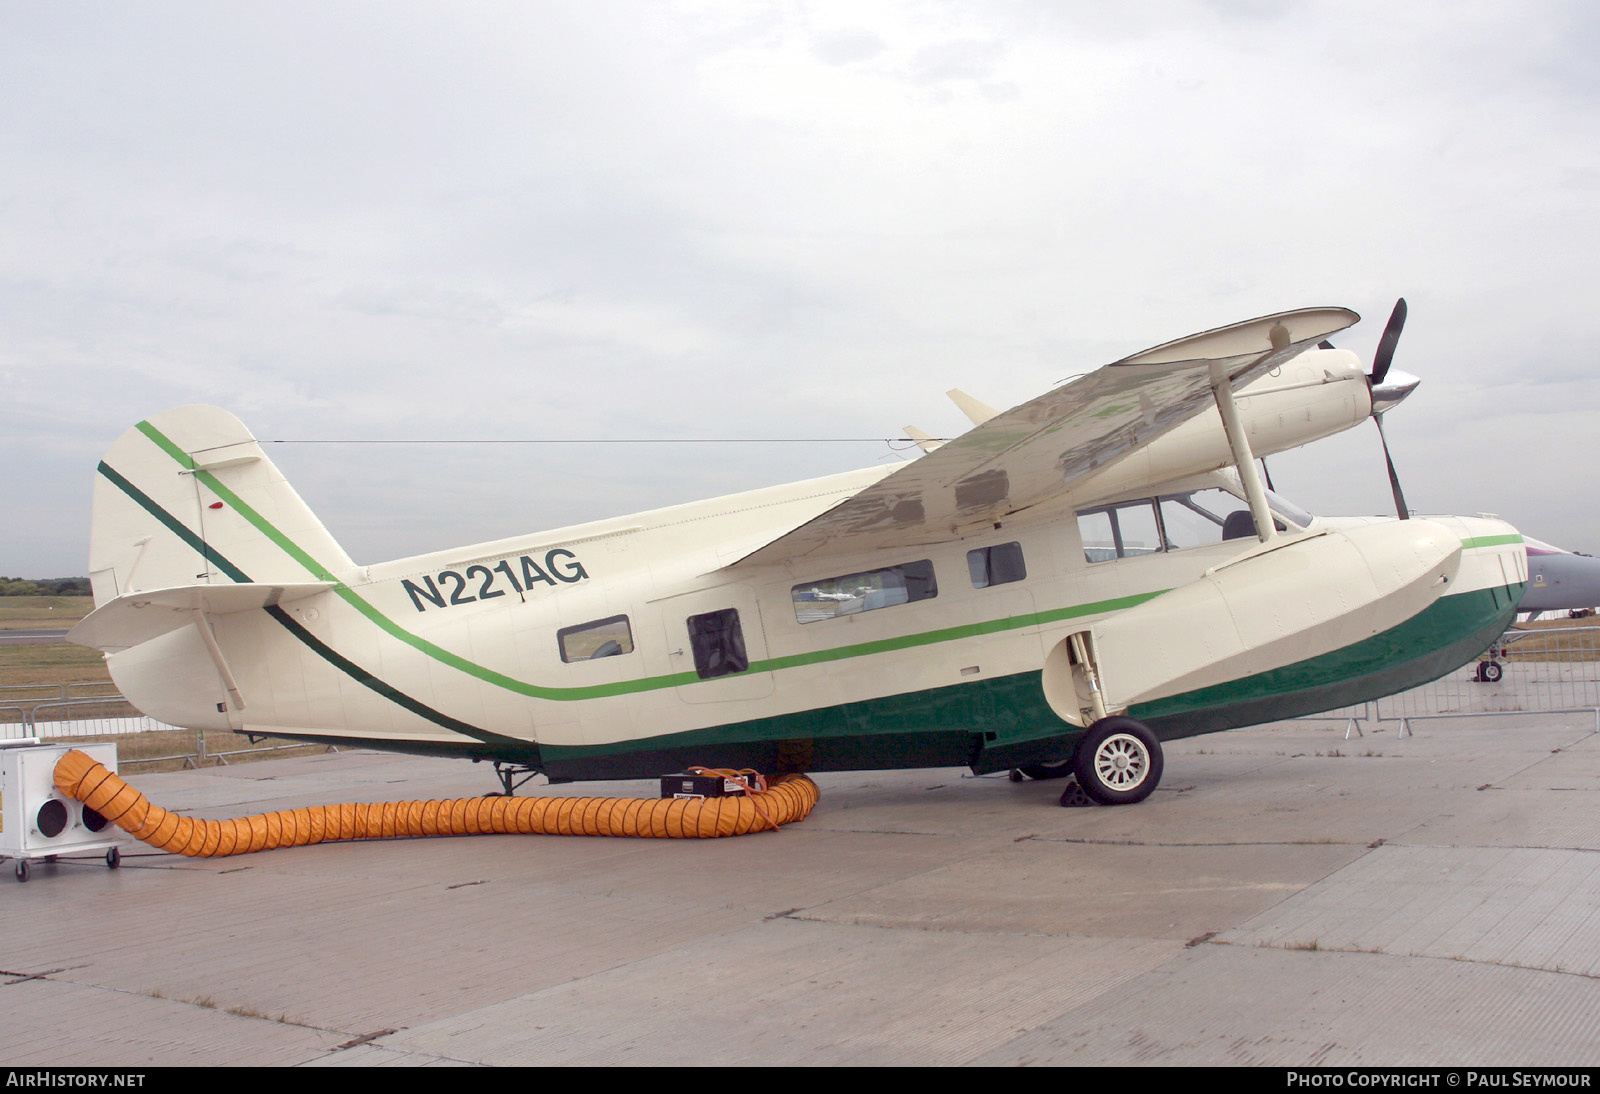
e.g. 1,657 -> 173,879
1305,624 -> 1600,735
2,688 -> 327,766
31,698 -> 179,738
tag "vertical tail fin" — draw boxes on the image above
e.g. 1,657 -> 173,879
89,406 -> 354,602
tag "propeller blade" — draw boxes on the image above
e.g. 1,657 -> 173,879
1373,413 -> 1409,520
1369,298 -> 1408,386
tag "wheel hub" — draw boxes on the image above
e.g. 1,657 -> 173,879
1095,734 -> 1150,789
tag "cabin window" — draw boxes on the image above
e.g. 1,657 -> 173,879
687,608 -> 749,679
1076,501 -> 1161,562
791,560 -> 938,623
558,615 -> 635,663
967,542 -> 1026,588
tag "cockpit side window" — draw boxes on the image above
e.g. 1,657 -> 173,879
1078,487 -> 1306,561
1159,488 -> 1272,547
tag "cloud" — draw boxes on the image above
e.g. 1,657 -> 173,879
4,1 -> 1600,575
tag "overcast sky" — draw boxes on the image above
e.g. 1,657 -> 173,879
4,0 -> 1598,577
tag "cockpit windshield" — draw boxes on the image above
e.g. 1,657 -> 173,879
1198,474 -> 1316,534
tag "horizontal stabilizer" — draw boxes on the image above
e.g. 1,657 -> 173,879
1091,521 -> 1460,709
70,582 -> 335,652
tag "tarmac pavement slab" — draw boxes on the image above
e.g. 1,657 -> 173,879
4,713 -> 1600,1066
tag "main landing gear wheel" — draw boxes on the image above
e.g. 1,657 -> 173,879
1072,717 -> 1163,806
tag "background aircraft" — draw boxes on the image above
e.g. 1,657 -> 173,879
1518,538 -> 1600,619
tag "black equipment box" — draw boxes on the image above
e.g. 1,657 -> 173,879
660,772 -> 752,799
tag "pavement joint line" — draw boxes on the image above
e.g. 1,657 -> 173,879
2,967 -> 68,984
1237,940 -> 1600,982
4,971 -> 368,1035
1026,836 -> 1366,847
773,913 -> 1095,940
333,1028 -> 398,1050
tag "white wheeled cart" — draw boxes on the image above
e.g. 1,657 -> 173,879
0,740 -> 122,882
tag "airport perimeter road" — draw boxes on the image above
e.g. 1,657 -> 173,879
0,629 -> 69,646
6,713 -> 1600,1066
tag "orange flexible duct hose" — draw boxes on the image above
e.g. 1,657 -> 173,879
52,749 -> 820,858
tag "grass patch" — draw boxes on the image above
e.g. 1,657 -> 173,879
0,643 -> 111,691
0,596 -> 93,631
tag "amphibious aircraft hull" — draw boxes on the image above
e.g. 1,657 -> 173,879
71,307 -> 1527,798
173,547 -> 1516,784
77,407 -> 1523,782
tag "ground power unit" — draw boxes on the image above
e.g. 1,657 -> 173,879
0,740 -> 122,882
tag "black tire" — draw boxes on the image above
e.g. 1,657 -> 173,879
1019,758 -> 1074,781
15,860 -> 28,883
1072,717 -> 1163,805
106,847 -> 121,869
1482,661 -> 1503,683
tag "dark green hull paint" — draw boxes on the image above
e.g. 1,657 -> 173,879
526,582 -> 1523,782
1131,579 -> 1523,741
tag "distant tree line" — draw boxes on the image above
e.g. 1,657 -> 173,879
0,577 -> 91,596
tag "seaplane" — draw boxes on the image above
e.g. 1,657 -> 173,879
70,304 -> 1528,807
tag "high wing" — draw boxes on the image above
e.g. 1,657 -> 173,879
729,306 -> 1358,568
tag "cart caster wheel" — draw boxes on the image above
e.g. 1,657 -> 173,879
106,847 -> 121,869
15,860 -> 29,883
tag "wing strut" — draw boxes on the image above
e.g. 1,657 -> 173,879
1208,322 -> 1286,544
